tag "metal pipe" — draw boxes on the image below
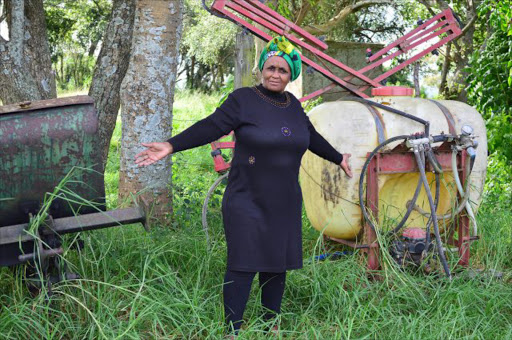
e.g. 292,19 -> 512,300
359,135 -> 410,232
408,151 -> 473,221
414,146 -> 451,279
452,150 -> 478,236
409,186 -> 471,220
424,148 -> 442,251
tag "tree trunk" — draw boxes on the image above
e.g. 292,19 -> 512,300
211,64 -> 217,90
252,27 -> 266,84
424,0 -> 478,102
88,38 -> 99,57
451,20 -> 476,102
189,56 -> 195,89
88,0 -> 136,168
0,0 -> 56,104
234,30 -> 255,89
304,0 -> 392,35
413,62 -> 420,98
439,42 -> 451,97
119,0 -> 184,221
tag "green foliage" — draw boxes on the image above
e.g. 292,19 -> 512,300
105,116 -> 122,209
217,74 -> 234,106
270,0 -> 409,42
483,152 -> 512,210
301,95 -> 323,113
170,90 -> 226,229
44,0 -> 111,90
179,1 -> 238,91
467,0 -> 512,208
182,1 -> 237,67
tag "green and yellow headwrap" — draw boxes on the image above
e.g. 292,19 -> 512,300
258,36 -> 302,81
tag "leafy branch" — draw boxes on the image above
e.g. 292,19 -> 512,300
304,0 -> 392,35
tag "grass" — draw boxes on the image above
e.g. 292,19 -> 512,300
1,90 -> 512,339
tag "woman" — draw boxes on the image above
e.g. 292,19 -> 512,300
135,36 -> 352,335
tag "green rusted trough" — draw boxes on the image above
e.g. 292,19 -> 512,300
0,96 -> 145,278
0,96 -> 104,226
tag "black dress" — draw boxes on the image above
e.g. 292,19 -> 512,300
169,85 -> 342,272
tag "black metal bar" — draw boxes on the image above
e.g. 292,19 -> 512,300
0,207 -> 146,245
49,207 -> 146,235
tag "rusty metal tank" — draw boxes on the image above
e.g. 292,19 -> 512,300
299,87 -> 487,239
0,96 -> 105,228
0,96 -> 108,267
0,95 -> 145,294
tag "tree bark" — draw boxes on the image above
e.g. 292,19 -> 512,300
439,42 -> 451,97
119,0 -> 184,221
0,0 -> 56,104
88,0 -> 136,169
234,30 -> 255,89
304,0 -> 392,35
88,39 -> 99,57
413,62 -> 421,98
294,1 -> 311,27
451,12 -> 476,102
418,0 -> 478,102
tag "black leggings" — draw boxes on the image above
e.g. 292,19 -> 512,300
223,270 -> 286,332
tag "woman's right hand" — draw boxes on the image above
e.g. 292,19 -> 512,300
134,142 -> 173,167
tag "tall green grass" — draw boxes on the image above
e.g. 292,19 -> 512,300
1,90 -> 512,339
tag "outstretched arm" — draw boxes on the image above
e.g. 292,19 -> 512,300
135,93 -> 241,167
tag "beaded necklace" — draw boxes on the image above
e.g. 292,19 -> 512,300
252,86 -> 291,108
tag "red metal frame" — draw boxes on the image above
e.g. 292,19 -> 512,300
211,0 -> 462,101
210,132 -> 235,173
328,144 -> 473,271
208,0 -> 463,173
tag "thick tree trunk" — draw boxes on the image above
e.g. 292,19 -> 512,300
119,0 -> 184,220
88,0 -> 136,168
0,0 -> 56,104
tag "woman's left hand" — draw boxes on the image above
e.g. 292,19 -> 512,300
134,142 -> 173,167
340,153 -> 353,178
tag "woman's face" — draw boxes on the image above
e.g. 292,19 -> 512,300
261,56 -> 291,93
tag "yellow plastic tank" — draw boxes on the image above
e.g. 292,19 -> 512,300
299,87 -> 487,239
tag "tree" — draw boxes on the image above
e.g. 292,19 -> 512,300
119,0 -> 184,220
0,0 -> 56,104
88,0 -> 136,168
417,0 -> 482,102
1,0 -> 136,168
180,0 -> 237,91
44,0 -> 112,90
466,0 -> 512,207
271,0 -> 395,40
181,0 -> 400,91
